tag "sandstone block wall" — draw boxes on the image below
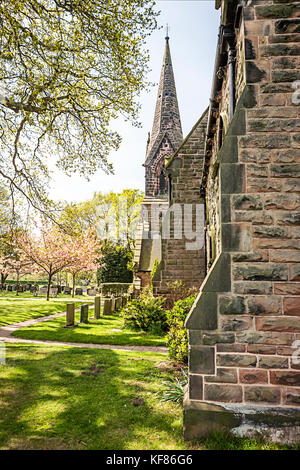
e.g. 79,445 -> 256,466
184,0 -> 300,441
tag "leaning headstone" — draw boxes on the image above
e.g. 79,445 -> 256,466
94,296 -> 101,319
103,299 -> 112,315
66,303 -> 75,327
80,304 -> 89,323
75,287 -> 83,295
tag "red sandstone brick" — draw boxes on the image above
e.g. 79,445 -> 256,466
283,297 -> 300,316
270,371 -> 300,387
244,386 -> 281,404
239,369 -> 268,384
255,316 -> 300,332
248,344 -> 277,355
274,283 -> 300,295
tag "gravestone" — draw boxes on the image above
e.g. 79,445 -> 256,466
66,303 -> 75,327
17,285 -> 23,293
75,287 -> 83,295
51,287 -> 58,297
122,295 -> 128,308
94,296 -> 101,319
87,288 -> 96,296
115,297 -> 122,311
103,299 -> 112,315
110,297 -> 115,313
64,287 -> 71,295
7,285 -> 12,292
12,285 -> 17,291
40,286 -> 48,295
80,304 -> 89,323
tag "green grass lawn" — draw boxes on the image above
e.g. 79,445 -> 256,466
13,310 -> 167,347
0,300 -> 85,326
0,290 -> 96,301
0,343 -> 295,450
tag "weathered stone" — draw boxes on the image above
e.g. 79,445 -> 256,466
233,263 -> 288,281
205,384 -> 243,403
222,223 -> 252,252
205,368 -> 238,384
217,343 -> 246,353
66,303 -> 75,327
232,194 -> 263,210
256,316 -> 300,333
189,374 -> 203,401
219,295 -> 246,315
239,369 -> 268,384
233,281 -> 273,295
256,4 -> 300,20
270,371 -> 300,387
283,297 -> 300,315
247,296 -> 282,315
202,332 -> 235,345
245,386 -> 281,404
220,316 -> 252,332
217,354 -> 257,368
259,356 -> 289,369
190,346 -> 215,375
94,296 -> 101,319
248,345 -> 277,355
236,331 -> 294,346
290,264 -> 300,281
283,388 -> 300,406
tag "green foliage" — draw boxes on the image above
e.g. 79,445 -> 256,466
151,259 -> 161,284
122,290 -> 166,333
97,241 -> 133,284
0,1 -> 158,217
166,294 -> 196,364
165,280 -> 197,309
155,369 -> 188,404
100,283 -> 131,296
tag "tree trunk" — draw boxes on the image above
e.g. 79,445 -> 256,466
72,273 -> 76,298
1,273 -> 8,285
16,272 -> 19,296
46,272 -> 52,301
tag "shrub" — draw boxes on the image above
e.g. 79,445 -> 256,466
165,280 -> 197,309
100,282 -> 131,296
122,290 -> 167,333
97,241 -> 133,284
166,294 -> 196,364
155,369 -> 188,404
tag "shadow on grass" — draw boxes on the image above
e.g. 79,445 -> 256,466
0,344 -> 180,450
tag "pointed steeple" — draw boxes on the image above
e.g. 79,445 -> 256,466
146,34 -> 183,162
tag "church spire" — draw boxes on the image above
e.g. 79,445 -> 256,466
146,33 -> 183,161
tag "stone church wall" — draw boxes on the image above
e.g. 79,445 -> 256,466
153,112 -> 208,298
184,0 -> 300,443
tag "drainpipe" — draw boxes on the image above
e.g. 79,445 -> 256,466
227,40 -> 236,121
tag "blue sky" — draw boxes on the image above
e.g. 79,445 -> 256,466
49,1 -> 220,202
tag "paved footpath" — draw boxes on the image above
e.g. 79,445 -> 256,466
0,310 -> 168,354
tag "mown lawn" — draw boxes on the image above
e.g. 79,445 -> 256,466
13,310 -> 167,347
0,300 -> 85,326
0,343 -> 295,450
0,290 -> 96,301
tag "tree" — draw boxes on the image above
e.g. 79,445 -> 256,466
5,251 -> 36,294
16,222 -> 76,300
0,1 -> 158,217
60,189 -> 144,248
66,230 -> 100,297
97,240 -> 133,284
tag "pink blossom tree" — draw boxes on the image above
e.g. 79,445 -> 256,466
5,251 -> 36,294
16,223 -> 78,301
67,230 -> 100,297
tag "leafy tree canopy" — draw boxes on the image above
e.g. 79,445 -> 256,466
0,0 -> 158,217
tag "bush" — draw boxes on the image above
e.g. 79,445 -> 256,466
97,241 -> 133,284
122,290 -> 167,333
155,369 -> 188,404
166,294 -> 196,364
100,283 -> 131,296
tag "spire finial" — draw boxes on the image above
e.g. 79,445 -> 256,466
165,23 -> 169,42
